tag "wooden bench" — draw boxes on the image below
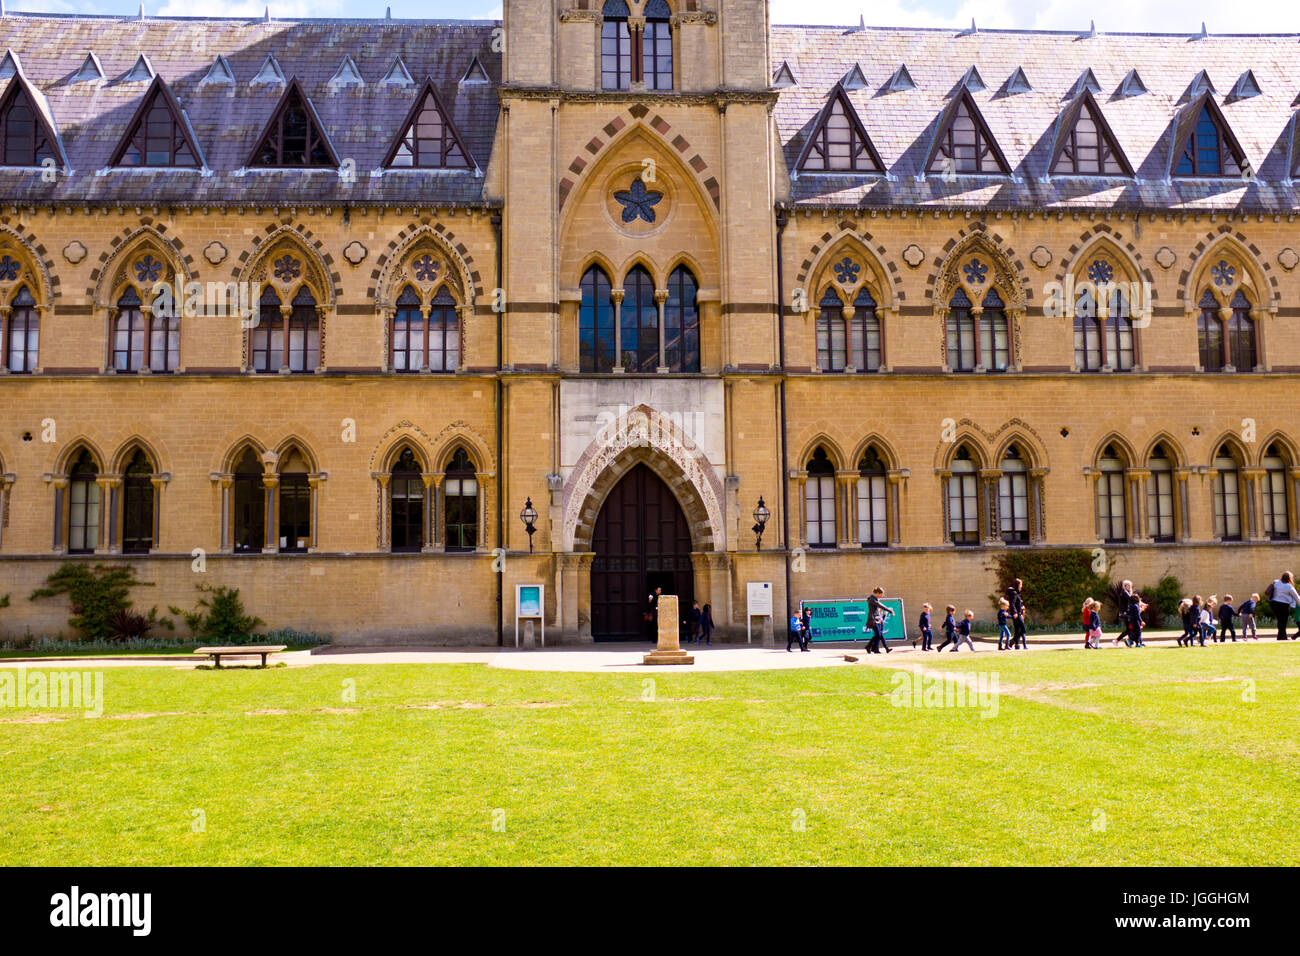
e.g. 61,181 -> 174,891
194,645 -> 287,668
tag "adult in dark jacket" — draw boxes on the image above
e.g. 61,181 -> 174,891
865,587 -> 894,654
1005,580 -> 1027,649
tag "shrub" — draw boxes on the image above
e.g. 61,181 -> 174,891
989,549 -> 1110,625
1140,575 -> 1182,629
170,584 -> 263,644
29,564 -> 154,641
107,607 -> 170,642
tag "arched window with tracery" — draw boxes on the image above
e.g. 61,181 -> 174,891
664,265 -> 699,372
122,449 -> 156,554
817,286 -> 846,371
392,284 -> 460,373
856,447 -> 888,546
233,448 -> 266,554
277,448 -> 312,553
248,243 -> 326,373
642,0 -> 674,91
1146,444 -> 1176,543
1262,442 -> 1292,541
1212,444 -> 1243,542
805,447 -> 836,548
390,447 -> 425,553
601,0 -> 673,91
998,445 -> 1029,544
1097,444 -> 1127,543
621,265 -> 657,372
3,283 -> 38,372
444,447 -> 478,552
945,444 -> 979,546
1227,289 -> 1256,372
67,449 -> 101,555
946,287 -> 976,372
600,1 -> 633,91
1073,267 -> 1135,372
580,266 -> 615,372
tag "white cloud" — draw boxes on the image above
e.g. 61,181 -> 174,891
155,0 -> 343,17
769,0 -> 1300,32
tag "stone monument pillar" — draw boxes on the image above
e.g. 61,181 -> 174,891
642,594 -> 694,665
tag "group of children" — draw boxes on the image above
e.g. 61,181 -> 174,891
1175,594 -> 1260,646
915,603 -> 979,653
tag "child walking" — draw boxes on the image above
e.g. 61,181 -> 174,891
1200,597 -> 1216,645
935,605 -> 958,653
997,598 -> 1012,650
1084,598 -> 1103,649
1217,595 -> 1238,642
954,610 -> 977,652
1239,594 -> 1259,641
918,603 -> 934,651
1177,598 -> 1196,647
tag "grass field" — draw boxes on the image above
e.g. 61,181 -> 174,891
2,643 -> 1298,865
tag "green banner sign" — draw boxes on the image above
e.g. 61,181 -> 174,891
800,598 -> 907,643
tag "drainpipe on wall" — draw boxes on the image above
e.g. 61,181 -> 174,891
774,204 -> 792,629
492,210 -> 504,648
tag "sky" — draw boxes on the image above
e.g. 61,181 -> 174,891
5,0 -> 1300,34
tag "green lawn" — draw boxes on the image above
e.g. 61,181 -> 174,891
2,644 -> 1298,865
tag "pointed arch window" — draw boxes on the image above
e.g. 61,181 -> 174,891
233,448 -> 265,554
601,1 -> 633,91
580,266 -> 615,372
1146,444 -> 1176,543
643,0 -> 674,91
390,447 -> 425,553
287,288 -> 320,373
664,265 -> 699,373
946,445 -> 979,546
856,447 -> 888,546
1097,445 -> 1127,543
1262,443 -> 1291,541
67,449 -> 101,555
1074,280 -> 1134,371
0,79 -> 58,167
444,448 -> 478,552
998,445 -> 1029,544
800,88 -> 882,172
112,288 -> 146,372
979,288 -> 1010,371
110,77 -> 200,167
393,284 -> 460,372
253,285 -> 319,373
817,287 -> 846,372
852,286 -> 882,371
386,83 -> 471,169
278,449 -> 312,554
1212,445 -> 1243,541
621,265 -> 658,372
946,287 -> 976,371
249,80 -> 336,168
122,449 -> 155,554
1197,288 -> 1225,371
4,284 -> 38,372
805,447 -> 836,548
1227,289 -> 1256,371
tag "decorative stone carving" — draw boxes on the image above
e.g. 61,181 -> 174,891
343,240 -> 368,266
1155,246 -> 1176,270
1029,245 -> 1053,269
62,240 -> 87,264
901,243 -> 925,268
203,241 -> 227,265
1278,247 -> 1299,271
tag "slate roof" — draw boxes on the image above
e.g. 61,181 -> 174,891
0,13 -> 501,206
773,24 -> 1300,211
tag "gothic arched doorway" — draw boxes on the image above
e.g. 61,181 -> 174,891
590,463 -> 694,641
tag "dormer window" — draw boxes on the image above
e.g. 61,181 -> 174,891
797,85 -> 883,173
109,76 -> 202,168
0,72 -> 60,167
384,80 -> 473,169
248,78 -> 337,168
1173,96 -> 1245,177
926,89 -> 1010,176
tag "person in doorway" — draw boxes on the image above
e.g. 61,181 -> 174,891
685,600 -> 702,644
645,586 -> 662,641
1266,572 -> 1300,640
865,587 -> 894,654
700,603 -> 714,645
1006,579 -> 1027,649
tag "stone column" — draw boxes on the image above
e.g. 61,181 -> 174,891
307,474 -> 324,551
216,474 -> 233,552
1128,468 -> 1151,543
1243,467 -> 1266,541
50,476 -> 67,553
102,475 -> 123,553
278,304 -> 292,373
262,473 -> 280,552
1174,467 -> 1193,542
655,288 -> 668,372
374,472 -> 392,550
1029,467 -> 1049,542
979,469 -> 1002,545
421,473 -> 439,553
610,288 -> 625,373
836,471 -> 856,547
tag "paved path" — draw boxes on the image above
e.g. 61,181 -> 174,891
1,631 -> 1288,673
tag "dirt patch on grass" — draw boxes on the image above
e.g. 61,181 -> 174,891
110,711 -> 195,720
0,714 -> 68,724
245,708 -> 289,716
316,707 -> 359,715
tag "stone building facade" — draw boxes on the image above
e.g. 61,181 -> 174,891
0,3 -> 1297,643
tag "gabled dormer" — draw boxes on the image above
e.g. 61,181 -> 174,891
1116,69 -> 1147,98
72,52 -> 104,84
250,54 -> 286,87
122,54 -> 155,83
841,63 -> 868,91
773,61 -> 797,89
0,65 -> 65,167
460,56 -> 489,85
328,55 -> 365,91
198,55 -> 235,87
247,77 -> 337,168
1071,69 -> 1102,96
1169,92 -> 1246,178
108,74 -> 204,168
1049,89 -> 1133,177
383,78 -> 474,170
925,86 -> 1010,176
381,55 -> 415,88
1003,67 -> 1032,95
795,83 -> 884,174
885,64 -> 916,93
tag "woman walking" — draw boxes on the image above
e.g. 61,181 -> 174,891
1266,571 -> 1300,640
